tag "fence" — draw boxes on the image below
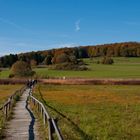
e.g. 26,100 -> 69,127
0,86 -> 26,118
29,93 -> 63,140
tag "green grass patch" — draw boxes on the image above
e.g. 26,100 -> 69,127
0,69 -> 10,79
34,57 -> 140,79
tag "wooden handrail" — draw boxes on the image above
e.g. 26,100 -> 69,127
29,93 -> 63,140
0,86 -> 26,118
51,118 -> 63,140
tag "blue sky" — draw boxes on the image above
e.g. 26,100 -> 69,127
0,0 -> 140,55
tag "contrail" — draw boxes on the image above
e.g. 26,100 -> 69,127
0,17 -> 23,30
0,17 -> 34,34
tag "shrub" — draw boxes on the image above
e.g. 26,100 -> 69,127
77,59 -> 85,65
9,74 -> 14,78
50,63 -> 88,71
30,59 -> 37,67
69,55 -> 78,64
96,60 -> 100,64
10,61 -> 35,77
101,57 -> 114,64
52,53 -> 69,64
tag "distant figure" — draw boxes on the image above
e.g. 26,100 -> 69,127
27,79 -> 37,88
32,79 -> 37,87
27,79 -> 31,88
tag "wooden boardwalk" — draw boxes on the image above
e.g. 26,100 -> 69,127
3,89 -> 40,140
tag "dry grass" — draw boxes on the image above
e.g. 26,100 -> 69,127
34,85 -> 140,140
0,85 -> 23,106
37,85 -> 140,105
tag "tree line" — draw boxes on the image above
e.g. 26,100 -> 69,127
0,42 -> 140,67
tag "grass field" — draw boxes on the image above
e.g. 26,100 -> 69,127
34,84 -> 140,140
35,57 -> 140,79
0,85 -> 23,107
0,57 -> 140,79
0,85 -> 23,136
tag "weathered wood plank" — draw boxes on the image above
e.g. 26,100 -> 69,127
3,89 -> 40,140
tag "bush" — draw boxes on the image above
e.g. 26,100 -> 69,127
69,55 -> 78,64
96,60 -> 100,64
77,59 -> 85,65
14,94 -> 20,101
101,57 -> 114,64
9,74 -> 14,78
50,63 -> 88,71
52,53 -> 70,64
10,61 -> 35,77
30,59 -> 37,67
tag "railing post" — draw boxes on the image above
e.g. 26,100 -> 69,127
33,99 -> 35,106
28,95 -> 63,140
48,118 -> 53,140
41,107 -> 43,117
8,102 -> 11,111
5,106 -> 8,119
38,103 -> 40,111
43,113 -> 47,125
51,118 -> 63,140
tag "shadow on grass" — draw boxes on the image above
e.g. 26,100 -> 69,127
38,87 -> 93,140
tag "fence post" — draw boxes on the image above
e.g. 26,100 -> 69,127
8,102 -> 11,111
41,107 -> 43,117
48,118 -> 53,140
43,113 -> 47,125
38,103 -> 40,111
29,95 -> 63,140
33,99 -> 35,106
5,106 -> 8,118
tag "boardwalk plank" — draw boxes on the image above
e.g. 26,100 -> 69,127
3,89 -> 40,140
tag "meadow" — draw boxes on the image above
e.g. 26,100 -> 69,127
0,57 -> 140,79
34,84 -> 140,140
34,57 -> 140,79
0,85 -> 22,136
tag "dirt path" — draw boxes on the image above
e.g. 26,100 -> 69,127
3,89 -> 40,140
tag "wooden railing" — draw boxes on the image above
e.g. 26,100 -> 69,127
29,92 -> 63,140
0,86 -> 26,118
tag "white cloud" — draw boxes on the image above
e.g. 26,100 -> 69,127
75,20 -> 81,32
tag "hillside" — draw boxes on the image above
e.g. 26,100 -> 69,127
0,42 -> 140,68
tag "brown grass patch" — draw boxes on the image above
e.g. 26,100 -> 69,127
39,85 -> 140,105
0,85 -> 23,106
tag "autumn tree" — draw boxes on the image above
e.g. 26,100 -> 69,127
10,61 -> 35,77
43,55 -> 52,65
52,53 -> 70,64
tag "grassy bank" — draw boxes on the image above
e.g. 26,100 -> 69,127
34,85 -> 140,140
